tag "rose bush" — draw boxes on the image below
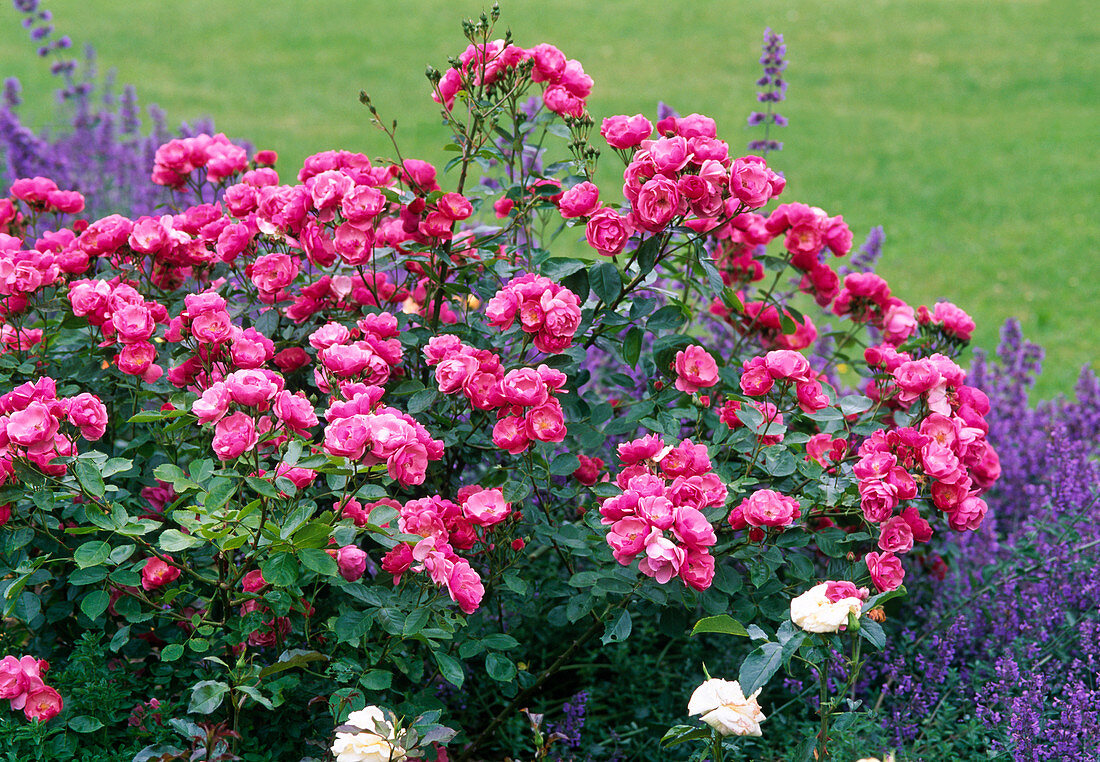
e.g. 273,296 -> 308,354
0,7 -> 1002,761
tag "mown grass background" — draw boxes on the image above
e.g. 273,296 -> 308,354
2,0 -> 1096,396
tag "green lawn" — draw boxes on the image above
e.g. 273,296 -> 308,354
3,0 -> 1096,396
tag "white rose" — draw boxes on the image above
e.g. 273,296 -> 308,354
331,730 -> 404,762
687,677 -> 766,737
790,582 -> 862,633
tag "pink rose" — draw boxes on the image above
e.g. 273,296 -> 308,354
388,442 -> 429,487
211,411 -> 258,461
607,517 -> 650,564
250,252 -> 299,295
739,357 -> 775,396
678,549 -> 715,591
241,569 -> 267,593
272,390 -> 318,433
637,528 -> 685,584
673,345 -> 719,394
672,507 -> 717,550
858,479 -> 897,523
865,551 -> 905,592
141,556 -> 181,591
492,415 -> 530,455
22,683 -> 62,722
525,401 -> 566,443
729,156 -> 774,208
631,175 -> 681,233
584,208 -> 632,256
877,515 -> 914,553
647,136 -> 692,173
335,545 -> 368,581
446,559 -> 484,614
192,383 -> 230,424
600,114 -> 653,149
65,393 -> 108,440
225,369 -> 279,409
739,489 -> 801,528
558,181 -> 601,218
462,488 -> 510,527
0,656 -> 28,699
190,310 -> 233,344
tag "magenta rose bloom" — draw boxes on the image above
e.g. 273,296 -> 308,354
865,551 -> 905,592
585,207 -> 632,256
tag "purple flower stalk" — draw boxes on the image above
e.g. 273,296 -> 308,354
747,28 -> 787,155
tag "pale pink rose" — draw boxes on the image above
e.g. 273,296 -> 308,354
882,302 -> 918,345
308,321 -> 352,350
558,181 -> 601,218
637,528 -> 685,584
336,545 -> 368,581
211,411 -> 258,461
141,556 -> 181,591
584,208 -> 632,256
462,488 -> 510,527
499,368 -> 548,407
740,489 -> 801,528
764,350 -> 811,381
674,345 -> 720,394
192,383 -> 230,424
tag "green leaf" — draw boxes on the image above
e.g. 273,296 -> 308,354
203,478 -> 237,510
188,680 -> 229,714
161,643 -> 184,662
481,634 -> 520,651
159,529 -> 202,553
236,685 -> 274,710
403,608 -> 430,637
691,615 -> 750,638
859,618 -> 886,650
838,395 -> 874,416
661,725 -> 712,748
541,257 -> 586,280
485,652 -> 517,682
622,326 -> 643,368
589,261 -> 622,304
407,388 -> 438,415
80,590 -> 110,621
636,236 -> 660,276
360,669 -> 392,690
298,548 -> 338,577
333,610 -> 372,643
434,651 -> 464,688
68,566 -> 108,586
738,642 -> 784,694
245,476 -> 282,499
549,453 -> 581,476
601,610 -> 632,645
261,553 -> 299,587
68,715 -> 105,733
74,541 -> 111,569
72,460 -> 105,498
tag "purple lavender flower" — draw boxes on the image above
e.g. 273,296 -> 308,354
747,28 -> 787,155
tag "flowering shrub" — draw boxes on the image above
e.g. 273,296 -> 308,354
0,7 -> 1009,761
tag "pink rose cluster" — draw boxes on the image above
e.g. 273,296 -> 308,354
712,296 -> 819,353
0,377 -> 107,483
191,367 -> 317,462
151,132 -> 250,188
599,435 -> 728,591
322,387 -> 443,487
854,379 -> 999,591
485,273 -> 582,353
0,225 -> 89,318
579,112 -> 787,256
68,278 -> 168,383
424,334 -> 570,456
917,301 -> 975,342
739,349 -> 831,414
309,313 -> 404,393
433,40 -> 592,118
8,176 -> 85,215
0,655 -> 62,723
381,486 -> 516,614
